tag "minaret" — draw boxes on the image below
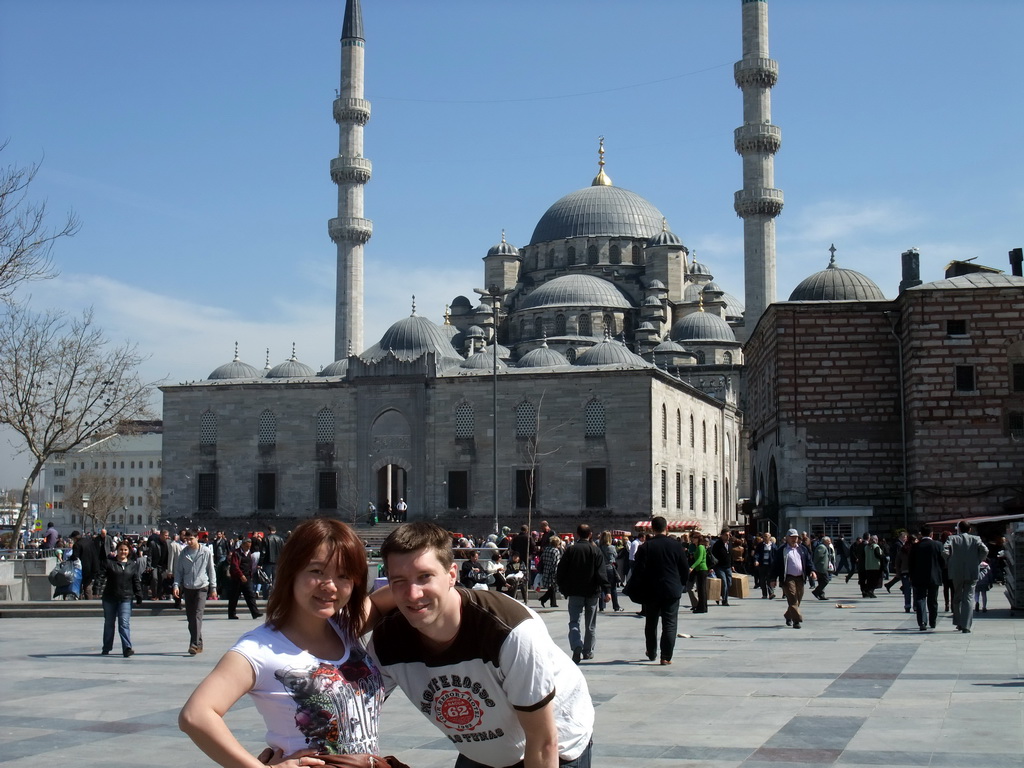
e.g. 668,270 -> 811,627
329,0 -> 372,360
734,0 -> 783,341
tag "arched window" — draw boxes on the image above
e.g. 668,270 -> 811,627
603,314 -> 615,337
689,414 -> 695,447
259,410 -> 277,445
577,314 -> 592,336
724,351 -> 733,364
631,245 -> 642,265
694,350 -> 706,364
519,318 -> 527,339
566,348 -> 577,363
534,317 -> 544,338
676,409 -> 682,445
567,246 -> 576,266
546,249 -> 555,269
555,314 -> 567,335
455,402 -> 474,439
702,420 -> 707,453
200,411 -> 217,445
316,408 -> 335,443
584,399 -> 605,437
661,404 -> 667,441
714,425 -> 718,455
587,245 -> 598,265
609,245 -> 621,264
515,400 -> 536,438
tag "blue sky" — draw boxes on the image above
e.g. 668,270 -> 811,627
1,0 -> 1022,489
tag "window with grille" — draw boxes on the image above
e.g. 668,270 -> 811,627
515,401 -> 536,438
955,365 -> 976,392
534,317 -> 544,338
546,249 -> 555,269
675,472 -> 681,509
316,408 -> 335,443
1012,363 -> 1024,392
455,402 -> 474,439
701,477 -> 707,512
257,472 -> 276,510
1009,411 -> 1024,440
661,404 -> 667,441
660,470 -> 667,508
603,314 -> 615,336
713,479 -> 719,515
584,399 -> 605,437
689,415 -> 695,447
318,471 -> 338,509
200,411 -> 217,445
448,471 -> 469,509
197,473 -> 217,510
631,245 -> 641,265
567,246 -> 576,265
578,314 -> 592,336
609,245 -> 621,264
259,410 -> 277,444
566,348 -> 577,363
585,467 -> 607,508
555,314 -> 566,335
702,421 -> 707,452
587,245 -> 598,265
714,425 -> 719,455
724,352 -> 733,365
689,474 -> 695,510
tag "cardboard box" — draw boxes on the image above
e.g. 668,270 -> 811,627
729,572 -> 749,599
706,575 -> 722,602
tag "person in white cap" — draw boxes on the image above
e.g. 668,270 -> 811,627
772,528 -> 816,629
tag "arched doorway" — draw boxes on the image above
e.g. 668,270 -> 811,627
376,464 -> 407,518
371,408 -> 412,519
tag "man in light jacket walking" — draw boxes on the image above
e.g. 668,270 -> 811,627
943,520 -> 989,633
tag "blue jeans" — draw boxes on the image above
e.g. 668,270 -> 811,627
102,598 -> 133,653
454,740 -> 592,768
714,567 -> 733,603
567,595 -> 599,655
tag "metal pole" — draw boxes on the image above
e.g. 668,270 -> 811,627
492,291 -> 499,536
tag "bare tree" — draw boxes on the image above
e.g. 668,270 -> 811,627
66,469 -> 123,531
0,142 -> 78,301
516,391 -> 573,535
0,305 -> 156,549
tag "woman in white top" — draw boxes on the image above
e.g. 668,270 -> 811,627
179,518 -> 396,768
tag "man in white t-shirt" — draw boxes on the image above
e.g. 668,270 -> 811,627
370,522 -> 594,768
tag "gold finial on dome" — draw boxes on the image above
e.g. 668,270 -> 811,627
501,229 -> 507,243
443,304 -> 452,325
698,293 -> 705,312
592,136 -> 612,186
410,295 -> 417,316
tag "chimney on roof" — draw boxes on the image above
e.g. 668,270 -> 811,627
1010,247 -> 1023,277
898,248 -> 921,294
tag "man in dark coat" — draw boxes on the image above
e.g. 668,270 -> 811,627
71,530 -> 101,599
556,524 -> 609,664
908,524 -> 944,631
626,516 -> 689,665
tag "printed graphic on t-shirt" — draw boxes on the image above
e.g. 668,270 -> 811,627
420,672 -> 504,743
274,646 -> 383,754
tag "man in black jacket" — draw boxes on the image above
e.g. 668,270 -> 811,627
626,516 -> 689,665
557,524 -> 609,664
908,525 -> 944,631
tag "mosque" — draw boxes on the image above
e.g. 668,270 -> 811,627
160,0 -> 1024,537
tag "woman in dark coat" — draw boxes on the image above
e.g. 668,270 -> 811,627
101,541 -> 142,657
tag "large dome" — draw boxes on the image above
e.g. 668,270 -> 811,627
789,257 -> 886,301
671,311 -> 736,342
529,185 -> 666,245
518,274 -> 634,311
361,314 -> 462,363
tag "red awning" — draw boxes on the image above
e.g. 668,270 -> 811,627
926,513 -> 1024,528
634,520 -> 702,531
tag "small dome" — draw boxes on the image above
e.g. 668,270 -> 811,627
671,311 -> 736,342
267,348 -> 315,379
460,348 -> 507,370
467,325 -> 485,338
690,260 -> 712,277
518,274 -> 634,310
473,304 -> 491,314
647,227 -> 682,248
646,279 -> 667,290
517,342 -> 570,368
637,321 -> 657,331
450,295 -> 473,311
788,252 -> 886,301
574,337 -> 651,368
529,185 -> 667,245
702,282 -> 724,295
208,345 -> 261,380
721,291 -> 744,318
318,358 -> 349,377
486,231 -> 520,258
361,313 -> 462,362
643,295 -> 664,307
653,339 -> 688,353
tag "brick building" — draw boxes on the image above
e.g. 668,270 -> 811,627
745,250 -> 1024,537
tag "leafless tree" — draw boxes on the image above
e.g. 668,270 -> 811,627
0,142 -> 78,301
517,391 -> 574,535
67,469 -> 123,531
0,305 -> 156,548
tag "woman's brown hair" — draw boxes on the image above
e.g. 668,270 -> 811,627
265,518 -> 368,636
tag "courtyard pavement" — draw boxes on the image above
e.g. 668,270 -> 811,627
2,576 -> 1023,768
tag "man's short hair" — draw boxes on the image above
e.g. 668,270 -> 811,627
576,523 -> 593,540
920,525 -> 932,537
651,516 -> 668,534
957,520 -> 971,533
381,522 -> 454,570
520,525 -> 529,533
